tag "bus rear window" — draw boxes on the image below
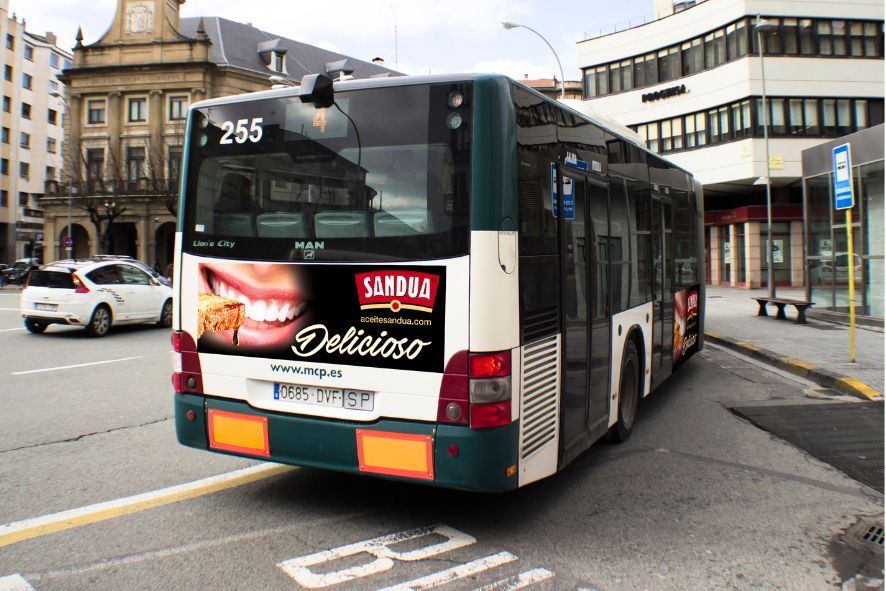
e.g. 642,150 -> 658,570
183,83 -> 472,262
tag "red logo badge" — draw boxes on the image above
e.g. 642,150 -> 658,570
356,271 -> 440,313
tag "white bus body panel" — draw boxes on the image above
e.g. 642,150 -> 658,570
608,302 -> 653,429
469,231 -> 519,354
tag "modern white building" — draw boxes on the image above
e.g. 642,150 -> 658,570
577,0 -> 884,288
0,0 -> 71,263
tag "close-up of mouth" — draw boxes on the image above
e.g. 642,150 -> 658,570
201,265 -> 310,349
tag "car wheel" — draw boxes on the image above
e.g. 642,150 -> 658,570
609,338 -> 641,443
86,305 -> 112,337
24,319 -> 48,334
157,299 -> 173,328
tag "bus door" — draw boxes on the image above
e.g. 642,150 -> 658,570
651,196 -> 674,384
558,168 -> 611,463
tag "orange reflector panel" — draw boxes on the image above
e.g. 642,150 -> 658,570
208,409 -> 270,457
356,430 -> 434,480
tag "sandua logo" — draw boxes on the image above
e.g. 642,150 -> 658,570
355,271 -> 440,313
289,270 -> 439,362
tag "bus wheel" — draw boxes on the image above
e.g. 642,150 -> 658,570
610,338 -> 640,443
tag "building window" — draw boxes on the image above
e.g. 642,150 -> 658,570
21,103 -> 31,119
4,65 -> 11,81
48,109 -> 58,125
726,19 -> 748,59
19,192 -> 28,206
50,53 -> 59,69
2,96 -> 9,113
20,132 -> 29,149
87,99 -> 106,125
658,46 -> 680,82
23,44 -> 33,61
273,52 -> 285,72
86,149 -> 104,183
46,166 -> 56,180
19,162 -> 29,179
0,190 -> 7,207
1,127 -> 8,144
1,159 -> 8,175
47,137 -> 57,153
863,22 -> 882,57
681,38 -> 703,75
49,80 -> 59,93
128,97 -> 147,122
168,95 -> 188,121
168,146 -> 182,181
22,72 -> 32,90
126,146 -> 146,181
5,34 -> 12,50
782,18 -> 800,54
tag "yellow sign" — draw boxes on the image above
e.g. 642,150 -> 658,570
769,154 -> 784,170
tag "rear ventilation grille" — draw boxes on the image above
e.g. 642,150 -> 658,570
522,306 -> 559,342
520,335 -> 560,460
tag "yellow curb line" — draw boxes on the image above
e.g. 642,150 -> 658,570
837,377 -> 882,400
0,464 -> 294,549
780,356 -> 818,371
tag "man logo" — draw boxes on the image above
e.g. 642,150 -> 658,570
293,241 -> 325,250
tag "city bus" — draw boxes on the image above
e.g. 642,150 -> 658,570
171,73 -> 704,492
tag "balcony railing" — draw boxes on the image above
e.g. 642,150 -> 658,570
45,178 -> 181,196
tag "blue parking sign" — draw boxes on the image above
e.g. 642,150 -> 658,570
832,143 -> 854,210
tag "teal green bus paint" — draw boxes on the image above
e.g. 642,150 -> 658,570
434,423 -> 519,492
174,393 -> 208,449
470,75 -> 518,231
177,396 -> 518,492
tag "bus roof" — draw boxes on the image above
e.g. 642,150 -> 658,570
190,73 -> 696,180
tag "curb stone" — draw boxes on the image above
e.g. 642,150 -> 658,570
705,331 -> 882,401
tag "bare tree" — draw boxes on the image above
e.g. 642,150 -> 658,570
71,145 -> 128,254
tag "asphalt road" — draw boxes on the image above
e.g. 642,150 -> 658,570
0,289 -> 882,591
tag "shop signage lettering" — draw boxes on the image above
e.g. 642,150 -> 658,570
642,84 -> 687,102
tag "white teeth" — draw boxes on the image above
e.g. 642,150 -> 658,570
265,301 -> 278,322
292,301 -> 307,318
277,303 -> 290,323
217,283 -> 227,298
250,299 -> 267,321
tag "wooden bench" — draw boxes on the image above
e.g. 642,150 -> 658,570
752,297 -> 815,324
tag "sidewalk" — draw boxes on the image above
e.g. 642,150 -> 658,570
704,285 -> 884,399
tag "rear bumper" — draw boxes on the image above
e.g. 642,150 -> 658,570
21,310 -> 86,324
175,393 -> 519,492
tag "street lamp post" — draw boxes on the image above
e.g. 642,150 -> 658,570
501,21 -> 566,99
755,15 -> 777,299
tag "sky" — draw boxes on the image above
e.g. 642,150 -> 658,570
13,0 -> 656,81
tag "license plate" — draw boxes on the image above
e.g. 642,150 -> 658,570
273,383 -> 375,411
35,303 -> 57,311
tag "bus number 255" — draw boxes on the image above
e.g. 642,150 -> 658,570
219,118 -> 263,144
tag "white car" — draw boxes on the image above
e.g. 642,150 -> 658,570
20,258 -> 173,337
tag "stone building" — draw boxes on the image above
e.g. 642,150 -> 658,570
0,0 -> 71,264
41,0 -> 395,268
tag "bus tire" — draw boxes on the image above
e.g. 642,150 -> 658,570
610,337 -> 640,443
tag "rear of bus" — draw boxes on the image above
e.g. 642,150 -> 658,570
172,75 -> 522,491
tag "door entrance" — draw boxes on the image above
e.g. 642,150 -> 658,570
558,168 -> 611,465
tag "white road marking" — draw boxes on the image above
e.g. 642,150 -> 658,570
11,356 -> 143,375
279,525 -> 476,588
376,552 -> 518,591
0,574 -> 35,591
0,327 -> 24,332
473,568 -> 555,590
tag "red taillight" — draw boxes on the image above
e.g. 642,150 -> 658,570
171,331 -> 182,352
171,372 -> 182,393
469,352 -> 510,378
470,401 -> 512,429
71,273 -> 89,293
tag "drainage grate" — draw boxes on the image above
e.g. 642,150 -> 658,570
731,401 -> 884,492
862,526 -> 884,545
